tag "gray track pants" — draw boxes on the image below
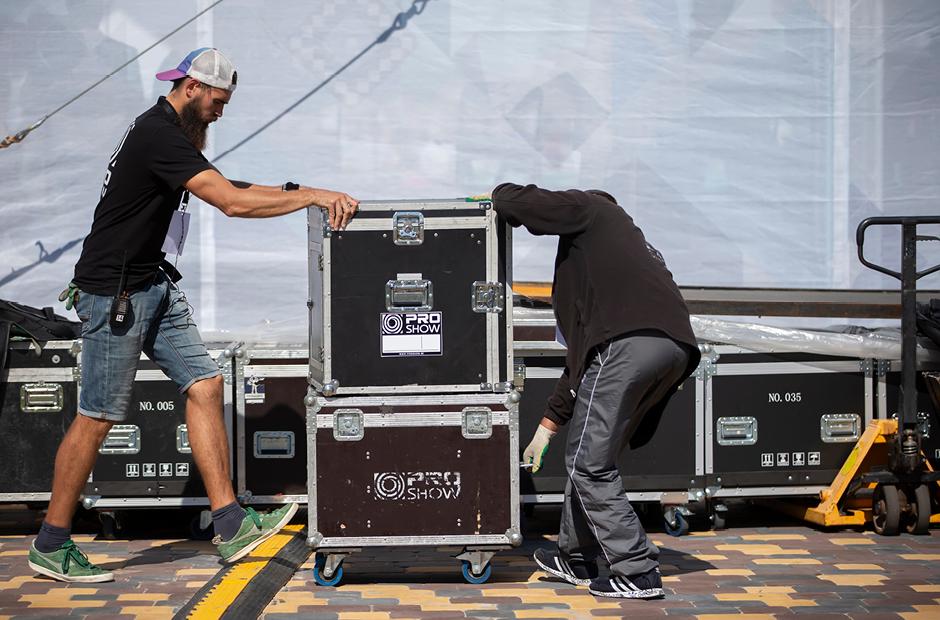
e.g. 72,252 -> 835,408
558,333 -> 691,577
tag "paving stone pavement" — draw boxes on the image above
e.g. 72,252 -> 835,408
0,504 -> 939,619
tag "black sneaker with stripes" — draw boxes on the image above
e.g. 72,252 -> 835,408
533,547 -> 597,586
588,567 -> 665,599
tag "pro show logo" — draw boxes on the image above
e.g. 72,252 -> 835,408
372,471 -> 461,501
380,312 -> 443,356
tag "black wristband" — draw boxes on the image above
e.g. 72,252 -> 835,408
282,181 -> 300,191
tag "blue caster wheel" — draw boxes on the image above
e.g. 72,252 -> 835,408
664,511 -> 689,537
461,560 -> 492,584
313,554 -> 344,587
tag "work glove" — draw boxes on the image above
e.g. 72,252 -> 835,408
57,281 -> 79,311
523,424 -> 556,473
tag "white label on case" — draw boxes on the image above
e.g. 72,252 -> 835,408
245,377 -> 265,404
380,312 -> 443,357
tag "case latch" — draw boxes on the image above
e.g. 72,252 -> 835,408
716,417 -> 758,446
462,407 -> 492,439
392,211 -> 424,246
471,281 -> 505,313
100,425 -> 141,454
334,409 -> 364,441
20,382 -> 63,413
386,278 -> 433,312
513,362 -> 526,392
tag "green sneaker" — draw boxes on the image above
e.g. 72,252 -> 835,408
28,540 -> 114,583
214,503 -> 298,563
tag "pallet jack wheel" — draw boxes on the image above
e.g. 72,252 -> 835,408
312,554 -> 344,587
904,484 -> 931,535
461,560 -> 492,585
872,484 -> 901,536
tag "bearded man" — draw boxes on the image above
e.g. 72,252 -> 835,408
28,48 -> 359,583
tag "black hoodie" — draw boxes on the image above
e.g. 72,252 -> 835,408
493,183 -> 700,436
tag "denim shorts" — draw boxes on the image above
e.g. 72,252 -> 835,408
75,270 -> 221,422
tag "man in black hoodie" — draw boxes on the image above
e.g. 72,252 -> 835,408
492,183 -> 699,599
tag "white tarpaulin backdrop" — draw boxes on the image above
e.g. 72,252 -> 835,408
2,1 -> 940,342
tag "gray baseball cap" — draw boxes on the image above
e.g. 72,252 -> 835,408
156,48 -> 237,92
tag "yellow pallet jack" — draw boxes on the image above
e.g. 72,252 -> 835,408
777,418 -> 939,533
778,217 -> 940,535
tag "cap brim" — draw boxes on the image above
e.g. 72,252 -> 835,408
155,69 -> 187,81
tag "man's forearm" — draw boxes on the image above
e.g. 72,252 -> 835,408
185,169 -> 358,228
230,180 -> 281,191
222,186 -> 327,219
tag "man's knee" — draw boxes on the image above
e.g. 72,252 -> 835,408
186,374 -> 223,404
568,461 -> 619,485
73,413 -> 115,443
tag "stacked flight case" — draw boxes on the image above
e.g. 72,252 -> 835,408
305,199 -> 518,586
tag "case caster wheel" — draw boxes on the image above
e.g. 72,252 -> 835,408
904,484 -> 931,535
461,560 -> 492,584
710,509 -> 726,531
663,510 -> 689,537
188,511 -> 214,541
872,484 -> 901,536
313,554 -> 344,587
98,511 -> 123,540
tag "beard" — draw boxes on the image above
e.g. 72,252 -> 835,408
179,98 -> 209,151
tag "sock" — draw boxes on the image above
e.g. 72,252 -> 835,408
212,502 -> 247,541
35,521 -> 71,553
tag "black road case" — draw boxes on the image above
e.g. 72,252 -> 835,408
876,360 -> 940,470
516,356 -> 706,503
705,346 -> 874,499
306,392 -> 521,585
0,340 -> 79,501
235,346 -> 308,505
308,199 -> 512,396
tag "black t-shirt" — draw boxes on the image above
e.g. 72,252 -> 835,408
73,97 -> 214,294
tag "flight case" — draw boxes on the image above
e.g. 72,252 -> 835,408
234,345 -> 309,505
307,199 -> 513,396
305,392 -> 521,586
875,358 -> 940,470
82,349 -> 235,510
0,340 -> 79,501
705,346 -> 874,501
